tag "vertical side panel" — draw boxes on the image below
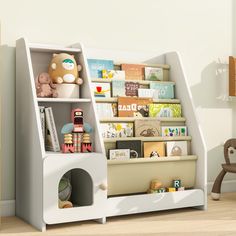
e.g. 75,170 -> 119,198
16,38 -> 45,231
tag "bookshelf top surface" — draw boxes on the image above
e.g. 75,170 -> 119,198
28,43 -> 81,53
107,155 -> 197,165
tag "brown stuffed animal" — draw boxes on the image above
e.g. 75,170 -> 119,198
35,72 -> 58,98
48,53 -> 83,85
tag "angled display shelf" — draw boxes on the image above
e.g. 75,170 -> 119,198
16,38 -> 207,231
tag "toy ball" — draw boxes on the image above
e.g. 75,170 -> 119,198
58,177 -> 72,201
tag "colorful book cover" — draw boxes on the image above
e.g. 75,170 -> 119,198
125,82 -> 140,96
91,82 -> 111,98
102,70 -> 125,80
134,119 -> 160,137
149,104 -> 181,118
100,123 -> 133,138
138,88 -> 155,98
144,67 -> 163,81
161,126 -> 187,137
109,149 -> 130,160
116,140 -> 142,158
121,63 -> 144,80
166,141 -> 188,156
143,142 -> 165,158
96,103 -> 114,118
45,107 -> 60,152
87,59 -> 114,78
112,80 -> 125,97
149,82 -> 174,99
118,97 -> 152,117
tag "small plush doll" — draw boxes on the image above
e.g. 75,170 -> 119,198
48,53 -> 83,85
35,72 -> 58,98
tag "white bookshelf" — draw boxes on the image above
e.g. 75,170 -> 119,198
16,38 -> 207,231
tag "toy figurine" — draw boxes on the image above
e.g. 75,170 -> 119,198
48,53 -> 83,85
35,72 -> 58,98
147,179 -> 162,193
72,109 -> 84,133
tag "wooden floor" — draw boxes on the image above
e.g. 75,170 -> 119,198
1,193 -> 236,236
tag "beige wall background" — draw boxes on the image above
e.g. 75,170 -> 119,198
0,0 -> 235,215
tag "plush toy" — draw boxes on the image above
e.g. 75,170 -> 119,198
58,177 -> 73,208
35,72 -> 58,98
48,53 -> 83,85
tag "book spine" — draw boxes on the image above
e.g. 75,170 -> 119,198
39,106 -> 45,142
45,107 -> 60,152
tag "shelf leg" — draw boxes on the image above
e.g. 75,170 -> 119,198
94,217 -> 106,224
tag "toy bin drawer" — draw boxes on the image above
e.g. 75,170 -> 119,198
107,155 -> 197,196
43,153 -> 107,224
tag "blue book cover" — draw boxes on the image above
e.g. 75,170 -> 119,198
112,80 -> 125,97
150,82 -> 174,99
87,59 -> 114,78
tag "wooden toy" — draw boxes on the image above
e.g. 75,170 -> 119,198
61,134 -> 75,153
177,187 -> 185,191
157,188 -> 166,193
72,109 -> 84,133
173,179 -> 181,188
167,187 -> 176,192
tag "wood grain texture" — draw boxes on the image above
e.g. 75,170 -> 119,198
2,193 -> 236,235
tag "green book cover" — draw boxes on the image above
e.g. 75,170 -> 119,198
149,104 -> 181,117
150,82 -> 174,99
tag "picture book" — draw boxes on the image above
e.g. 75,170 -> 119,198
138,88 -> 155,98
87,59 -> 114,78
116,140 -> 142,158
96,103 -> 114,119
125,82 -> 140,96
91,82 -> 111,98
100,123 -> 133,138
118,97 -> 152,117
162,126 -> 187,137
134,119 -> 160,137
45,107 -> 60,152
102,69 -> 125,80
121,63 -> 144,80
166,141 -> 188,156
112,80 -> 125,97
143,142 -> 165,158
39,106 -> 45,142
149,82 -> 174,99
149,104 -> 181,118
109,149 -> 130,160
144,67 -> 163,81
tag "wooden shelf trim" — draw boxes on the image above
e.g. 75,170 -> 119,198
103,136 -> 191,143
37,98 -> 91,103
107,155 -> 197,165
100,117 -> 186,122
95,97 -> 180,104
91,78 -> 175,85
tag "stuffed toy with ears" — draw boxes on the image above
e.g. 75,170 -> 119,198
35,72 -> 58,98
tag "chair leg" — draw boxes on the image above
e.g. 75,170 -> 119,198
211,169 -> 226,200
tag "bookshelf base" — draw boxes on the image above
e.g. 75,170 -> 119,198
106,189 -> 204,217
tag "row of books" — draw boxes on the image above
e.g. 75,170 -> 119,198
100,121 -> 187,139
96,98 -> 181,118
87,59 -> 166,81
91,81 -> 174,99
108,140 -> 188,160
39,106 -> 60,152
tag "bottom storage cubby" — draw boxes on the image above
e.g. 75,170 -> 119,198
43,153 -> 107,224
107,156 -> 197,196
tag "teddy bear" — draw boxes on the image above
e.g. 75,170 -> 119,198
35,72 -> 58,98
48,53 -> 83,85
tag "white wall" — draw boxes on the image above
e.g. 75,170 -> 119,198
0,0 -> 235,214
